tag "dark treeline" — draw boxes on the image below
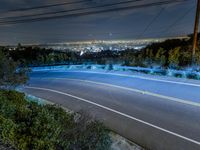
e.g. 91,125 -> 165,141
2,34 -> 200,69
2,44 -> 122,66
135,34 -> 200,69
7,44 -> 76,66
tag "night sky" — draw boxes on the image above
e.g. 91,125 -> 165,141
0,0 -> 197,45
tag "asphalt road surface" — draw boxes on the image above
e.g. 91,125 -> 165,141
21,70 -> 200,150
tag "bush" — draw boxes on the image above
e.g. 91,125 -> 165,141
140,70 -> 151,74
173,72 -> 183,78
0,90 -> 111,150
0,50 -> 28,87
153,70 -> 167,76
82,121 -> 111,150
107,64 -> 113,71
186,73 -> 199,80
86,65 -> 92,69
0,115 -> 16,146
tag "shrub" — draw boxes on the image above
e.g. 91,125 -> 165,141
107,64 -> 113,71
140,70 -> 151,74
82,121 -> 111,150
0,50 -> 28,87
153,70 -> 167,76
0,90 -> 111,150
173,72 -> 183,78
186,73 -> 199,80
86,65 -> 92,69
0,115 -> 16,146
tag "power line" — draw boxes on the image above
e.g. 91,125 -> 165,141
138,7 -> 165,39
0,0 -> 189,25
0,0 -> 145,20
161,6 -> 195,34
2,0 -> 87,13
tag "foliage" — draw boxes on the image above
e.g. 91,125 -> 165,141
155,48 -> 166,67
8,45 -> 75,66
0,90 -> 111,150
0,115 -> 16,146
3,35 -> 200,70
107,64 -> 113,71
168,47 -> 181,68
195,48 -> 200,65
0,49 -> 28,87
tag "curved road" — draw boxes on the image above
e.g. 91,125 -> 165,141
21,70 -> 200,150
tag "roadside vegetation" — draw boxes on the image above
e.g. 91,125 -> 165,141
0,90 -> 111,150
0,48 -> 112,150
124,35 -> 200,69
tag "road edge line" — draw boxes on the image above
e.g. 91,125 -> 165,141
48,77 -> 200,107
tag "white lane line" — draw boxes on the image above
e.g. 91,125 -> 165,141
46,77 -> 200,107
61,70 -> 200,88
24,86 -> 200,146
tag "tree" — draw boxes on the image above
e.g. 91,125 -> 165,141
0,49 -> 28,87
155,48 -> 166,67
17,43 -> 22,50
168,47 -> 181,69
145,49 -> 154,67
196,48 -> 200,65
179,49 -> 191,67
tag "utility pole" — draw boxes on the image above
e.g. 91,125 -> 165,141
192,0 -> 200,65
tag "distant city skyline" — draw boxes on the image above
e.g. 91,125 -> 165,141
5,36 -> 188,52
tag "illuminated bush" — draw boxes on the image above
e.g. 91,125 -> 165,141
186,73 -> 199,80
173,72 -> 183,78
